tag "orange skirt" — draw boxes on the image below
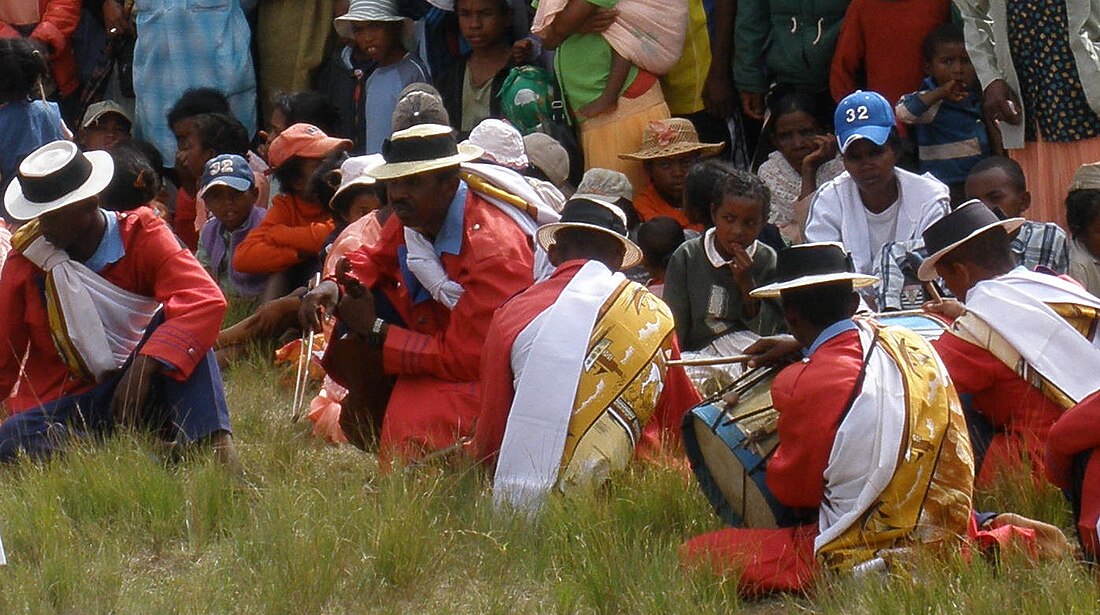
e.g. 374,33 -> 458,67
1009,135 -> 1100,226
579,82 -> 670,194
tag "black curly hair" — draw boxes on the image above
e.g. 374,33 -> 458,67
0,38 -> 50,104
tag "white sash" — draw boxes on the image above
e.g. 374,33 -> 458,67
815,323 -> 907,553
492,261 -> 623,512
964,269 -> 1100,403
21,236 -> 161,381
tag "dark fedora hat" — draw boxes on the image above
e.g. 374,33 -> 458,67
917,199 -> 1024,281
535,196 -> 643,269
750,242 -> 878,299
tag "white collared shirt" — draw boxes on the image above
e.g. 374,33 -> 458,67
703,228 -> 758,269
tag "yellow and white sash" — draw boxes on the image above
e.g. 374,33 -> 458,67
816,318 -> 974,568
493,261 -> 675,512
13,220 -> 161,382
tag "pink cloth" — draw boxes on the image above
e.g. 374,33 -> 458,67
531,0 -> 687,75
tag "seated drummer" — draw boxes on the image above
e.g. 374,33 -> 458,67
471,196 -> 701,511
918,201 -> 1100,558
680,242 -> 975,596
299,124 -> 536,460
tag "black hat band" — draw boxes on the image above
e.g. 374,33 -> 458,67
774,244 -> 856,283
558,198 -> 628,237
382,133 -> 459,164
18,153 -> 94,204
921,201 -> 1002,256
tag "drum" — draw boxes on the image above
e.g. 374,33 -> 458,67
682,312 -> 950,528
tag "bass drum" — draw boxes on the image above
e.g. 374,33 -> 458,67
682,311 -> 950,528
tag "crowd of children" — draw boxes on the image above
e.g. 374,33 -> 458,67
3,0 -> 1100,600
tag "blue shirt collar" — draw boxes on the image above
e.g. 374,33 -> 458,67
807,318 -> 857,356
434,180 -> 467,257
84,209 -> 125,273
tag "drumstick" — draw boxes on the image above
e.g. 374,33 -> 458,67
924,281 -> 942,303
668,354 -> 753,367
292,273 -> 323,421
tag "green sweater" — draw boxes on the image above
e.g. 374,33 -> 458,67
732,0 -> 850,93
664,237 -> 785,351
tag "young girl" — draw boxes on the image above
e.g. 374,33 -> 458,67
663,170 -> 784,393
0,38 -> 69,216
755,92 -> 844,243
1066,168 -> 1100,297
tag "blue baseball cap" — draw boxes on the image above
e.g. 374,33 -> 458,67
834,91 -> 894,154
198,154 -> 254,198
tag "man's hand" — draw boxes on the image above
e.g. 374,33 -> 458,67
702,70 -> 737,119
110,354 -> 160,428
299,280 -> 340,332
983,79 -> 1021,126
336,284 -> 377,338
922,298 -> 965,320
740,91 -> 766,122
743,335 -> 802,369
103,0 -> 132,37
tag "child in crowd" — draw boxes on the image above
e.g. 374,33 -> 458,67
333,0 -> 429,154
896,23 -> 993,203
830,0 -> 951,107
0,38 -> 69,208
100,143 -> 169,218
1066,162 -> 1100,297
636,216 -> 685,298
664,169 -> 783,394
197,154 -> 270,301
682,158 -> 734,229
621,118 -> 723,232
806,91 -> 950,284
965,156 -> 1068,273
78,100 -> 132,152
756,92 -> 844,243
170,112 -> 251,249
437,0 -> 517,134
234,123 -> 352,299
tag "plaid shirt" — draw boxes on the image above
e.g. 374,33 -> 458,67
132,0 -> 257,165
876,221 -> 1070,310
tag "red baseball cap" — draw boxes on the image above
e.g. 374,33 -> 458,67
268,123 -> 353,169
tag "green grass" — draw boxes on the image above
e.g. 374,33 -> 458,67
0,353 -> 1097,613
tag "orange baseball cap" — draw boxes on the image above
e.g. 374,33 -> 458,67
268,123 -> 353,169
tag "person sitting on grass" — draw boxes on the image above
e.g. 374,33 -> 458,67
917,201 -> 1100,558
472,196 -> 701,511
620,118 -> 723,232
1065,162 -> 1100,298
196,154 -> 269,302
0,141 -> 237,468
805,90 -> 950,307
663,170 -> 784,394
635,216 -> 684,298
234,123 -> 352,302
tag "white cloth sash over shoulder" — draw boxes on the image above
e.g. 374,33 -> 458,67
815,322 -> 906,553
963,268 -> 1100,404
20,235 -> 161,381
492,261 -> 622,513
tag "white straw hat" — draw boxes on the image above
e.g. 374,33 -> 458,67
4,141 -> 114,221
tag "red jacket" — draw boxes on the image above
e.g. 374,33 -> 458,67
472,259 -> 702,466
0,0 -> 82,96
0,208 -> 227,412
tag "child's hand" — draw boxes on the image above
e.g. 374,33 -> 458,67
942,79 -> 970,103
579,8 -> 618,34
511,38 -> 534,64
727,243 -> 756,292
801,134 -> 837,174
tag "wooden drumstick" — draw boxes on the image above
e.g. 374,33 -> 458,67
668,354 -> 753,367
924,281 -> 942,303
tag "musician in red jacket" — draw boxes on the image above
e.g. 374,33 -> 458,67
0,141 -> 236,466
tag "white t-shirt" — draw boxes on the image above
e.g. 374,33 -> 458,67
865,201 -> 900,266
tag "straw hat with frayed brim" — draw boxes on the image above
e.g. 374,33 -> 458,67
917,200 -> 1025,281
535,197 -> 644,269
4,141 -> 115,221
619,118 -> 724,161
750,242 -> 878,299
369,124 -> 483,181
334,0 -> 409,39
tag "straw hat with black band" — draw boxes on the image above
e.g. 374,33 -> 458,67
917,200 -> 1025,282
369,124 -> 483,181
750,242 -> 878,299
4,141 -> 115,221
536,197 -> 644,269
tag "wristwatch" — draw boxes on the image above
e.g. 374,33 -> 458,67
367,317 -> 387,348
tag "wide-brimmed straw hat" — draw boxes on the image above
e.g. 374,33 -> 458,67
4,141 -> 115,221
369,124 -> 483,181
535,197 -> 643,269
334,0 -> 408,39
917,200 -> 1024,281
619,118 -> 723,161
750,242 -> 878,299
